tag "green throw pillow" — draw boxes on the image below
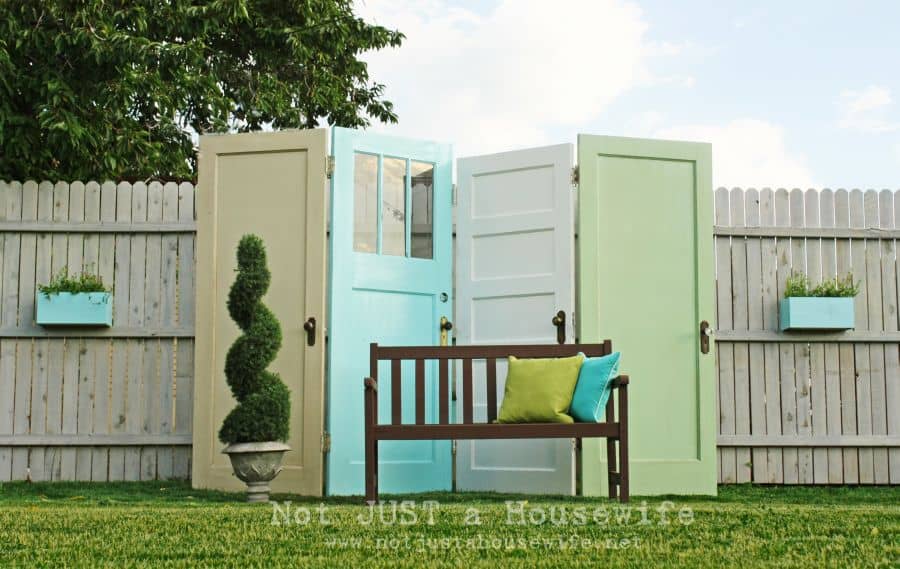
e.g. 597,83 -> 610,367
497,354 -> 584,424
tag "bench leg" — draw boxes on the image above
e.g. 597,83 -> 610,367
365,437 -> 378,503
606,438 -> 618,501
618,383 -> 629,503
364,374 -> 379,503
604,397 -> 618,501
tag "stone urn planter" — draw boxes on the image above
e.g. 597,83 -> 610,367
223,442 -> 290,503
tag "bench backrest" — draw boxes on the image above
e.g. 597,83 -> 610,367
369,341 -> 612,426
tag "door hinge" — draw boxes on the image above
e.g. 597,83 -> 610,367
451,440 -> 458,456
321,431 -> 331,453
452,183 -> 458,205
571,165 -> 579,187
326,155 -> 335,179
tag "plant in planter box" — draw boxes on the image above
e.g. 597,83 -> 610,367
219,234 -> 291,502
36,267 -> 112,326
780,271 -> 859,331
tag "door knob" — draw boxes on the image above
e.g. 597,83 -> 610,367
440,317 -> 452,346
699,320 -> 711,354
304,317 -> 317,346
551,310 -> 566,344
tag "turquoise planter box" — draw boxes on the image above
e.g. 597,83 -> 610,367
36,292 -> 113,327
779,297 -> 854,331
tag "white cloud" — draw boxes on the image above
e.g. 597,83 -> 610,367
655,119 -> 816,189
355,0 -> 681,157
629,110 -> 666,135
838,85 -> 900,133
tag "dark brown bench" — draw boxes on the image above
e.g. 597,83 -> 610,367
364,341 -> 630,503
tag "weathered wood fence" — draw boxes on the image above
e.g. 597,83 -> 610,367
715,187 -> 900,484
2,180 -> 898,486
0,180 -> 195,482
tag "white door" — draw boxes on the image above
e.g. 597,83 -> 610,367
455,144 -> 576,494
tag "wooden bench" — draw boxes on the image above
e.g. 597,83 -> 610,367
364,341 -> 630,503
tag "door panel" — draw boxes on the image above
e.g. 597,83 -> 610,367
327,128 -> 453,495
193,130 -> 328,495
577,134 -> 716,495
456,144 -> 576,494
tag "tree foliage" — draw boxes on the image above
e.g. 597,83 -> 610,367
220,234 -> 290,444
0,0 -> 403,181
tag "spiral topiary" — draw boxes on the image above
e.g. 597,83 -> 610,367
219,234 -> 291,444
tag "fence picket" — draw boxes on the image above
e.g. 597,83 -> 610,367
0,181 -> 23,480
744,189 -> 768,482
107,182 -> 132,480
715,188 -> 735,483
28,182 -> 54,481
834,189 -> 860,483
804,189 -> 827,483
871,190 -> 891,484
91,181 -> 117,481
730,188 -> 752,482
59,182 -> 85,479
43,182 -> 72,480
140,182 -> 163,480
892,195 -> 900,484
157,182 -> 179,480
759,188 -> 784,482
852,190 -> 875,483
74,182 -> 100,480
776,189 -> 799,483
12,182 -> 37,480
124,182 -> 148,481
173,182 -> 195,478
819,189 -> 844,483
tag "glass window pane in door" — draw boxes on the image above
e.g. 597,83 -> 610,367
410,161 -> 434,259
382,157 -> 407,256
353,153 -> 378,253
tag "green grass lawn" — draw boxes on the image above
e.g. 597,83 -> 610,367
0,482 -> 897,568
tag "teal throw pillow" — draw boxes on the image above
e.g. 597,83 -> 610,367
570,352 -> 621,422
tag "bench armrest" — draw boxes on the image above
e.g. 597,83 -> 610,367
610,375 -> 630,388
364,377 -> 378,391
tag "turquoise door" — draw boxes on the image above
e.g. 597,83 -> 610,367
327,127 -> 453,495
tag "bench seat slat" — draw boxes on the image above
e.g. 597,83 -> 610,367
373,422 -> 619,440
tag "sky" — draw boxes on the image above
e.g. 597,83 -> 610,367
353,0 -> 900,189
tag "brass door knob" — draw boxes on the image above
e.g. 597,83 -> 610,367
304,317 -> 316,346
552,310 -> 566,344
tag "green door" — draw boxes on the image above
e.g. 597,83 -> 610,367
577,135 -> 716,495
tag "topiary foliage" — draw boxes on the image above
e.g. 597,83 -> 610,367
219,235 -> 290,445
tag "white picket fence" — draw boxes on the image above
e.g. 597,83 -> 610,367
715,187 -> 900,484
0,181 -> 195,481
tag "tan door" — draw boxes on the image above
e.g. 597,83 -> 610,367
193,130 -> 328,495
